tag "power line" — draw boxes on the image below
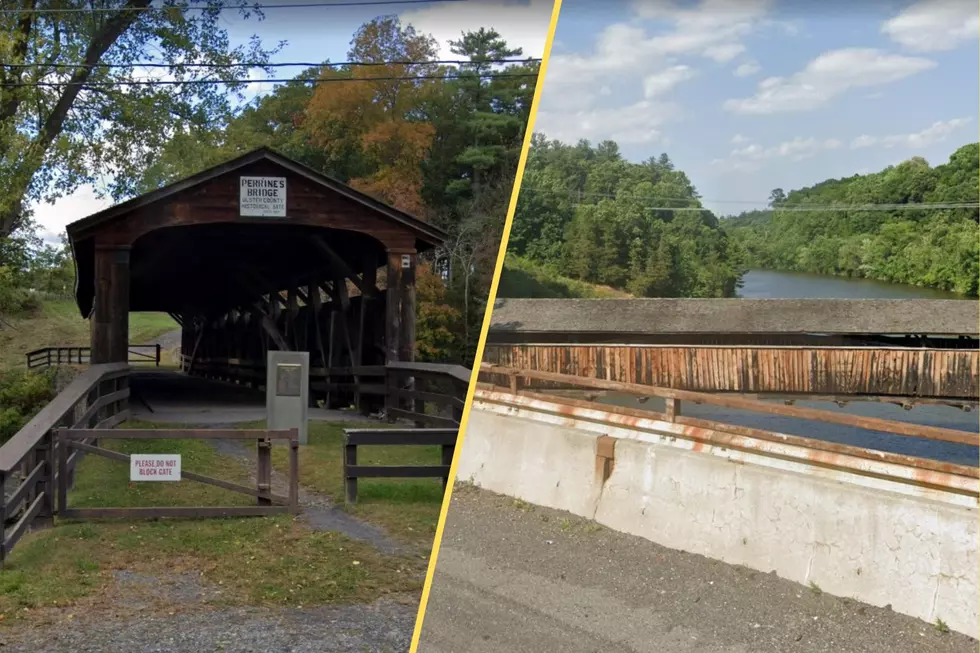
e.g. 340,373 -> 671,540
520,188 -> 979,211
3,71 -> 540,88
555,203 -> 979,213
0,0 -> 468,15
0,57 -> 542,70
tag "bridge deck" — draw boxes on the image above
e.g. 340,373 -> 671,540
128,370 -> 373,425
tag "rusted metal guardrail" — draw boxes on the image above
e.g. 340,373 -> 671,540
479,363 -> 979,495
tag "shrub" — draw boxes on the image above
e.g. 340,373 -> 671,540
0,369 -> 56,444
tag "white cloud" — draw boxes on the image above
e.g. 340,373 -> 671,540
734,60 -> 761,77
882,0 -> 979,52
850,134 -> 877,149
545,0 -> 771,99
731,133 -> 750,144
643,65 -> 696,98
400,0 -> 554,59
714,136 -> 842,172
535,100 -> 681,145
850,117 -> 972,149
724,47 -> 935,114
32,185 -> 113,244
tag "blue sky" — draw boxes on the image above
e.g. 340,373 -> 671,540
534,0 -> 978,215
36,0 -> 553,241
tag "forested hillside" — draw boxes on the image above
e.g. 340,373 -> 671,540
506,135 -> 741,298
723,144 -> 979,297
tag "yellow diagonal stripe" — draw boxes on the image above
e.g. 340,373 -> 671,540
407,2 -> 564,650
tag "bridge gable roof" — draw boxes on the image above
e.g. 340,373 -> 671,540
489,298 -> 980,337
65,147 -> 447,247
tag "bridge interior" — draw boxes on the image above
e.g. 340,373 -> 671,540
66,148 -> 446,409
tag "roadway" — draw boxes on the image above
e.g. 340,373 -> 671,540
416,485 -> 976,653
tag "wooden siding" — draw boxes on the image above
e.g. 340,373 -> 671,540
483,344 -> 980,400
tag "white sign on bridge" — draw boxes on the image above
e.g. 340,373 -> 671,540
130,454 -> 181,482
239,176 -> 286,217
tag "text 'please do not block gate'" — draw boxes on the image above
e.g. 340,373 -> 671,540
55,428 -> 300,519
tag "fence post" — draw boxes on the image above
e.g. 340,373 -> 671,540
288,430 -> 300,513
57,430 -> 68,515
155,344 -> 161,367
36,432 -> 54,526
256,437 -> 272,507
384,368 -> 395,423
344,435 -> 357,504
666,397 -> 681,422
441,442 -> 455,491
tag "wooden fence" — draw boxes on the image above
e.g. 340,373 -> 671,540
184,357 -> 471,424
26,345 -> 161,369
55,428 -> 299,519
0,363 -> 130,564
342,428 -> 456,503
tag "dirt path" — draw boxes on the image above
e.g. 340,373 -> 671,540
416,485 -> 977,653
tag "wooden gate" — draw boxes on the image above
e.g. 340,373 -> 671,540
55,428 -> 299,519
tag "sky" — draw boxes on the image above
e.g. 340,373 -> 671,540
32,0 -> 554,243
534,0 -> 979,215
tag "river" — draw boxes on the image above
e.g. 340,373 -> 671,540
594,269 -> 978,466
737,269 -> 968,300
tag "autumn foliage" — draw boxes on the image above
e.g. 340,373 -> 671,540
414,262 -> 462,362
304,18 -> 439,216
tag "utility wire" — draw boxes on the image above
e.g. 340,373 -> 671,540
555,203 -> 979,213
0,0 -> 468,15
3,71 -> 540,88
0,57 -> 542,69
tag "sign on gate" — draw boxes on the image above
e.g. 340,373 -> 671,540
130,454 -> 182,481
239,176 -> 286,217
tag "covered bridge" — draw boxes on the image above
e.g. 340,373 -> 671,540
484,299 -> 980,402
66,147 -> 446,406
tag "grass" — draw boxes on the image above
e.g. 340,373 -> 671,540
269,420 -> 445,545
0,421 -> 423,623
497,255 -> 632,299
0,298 -> 177,369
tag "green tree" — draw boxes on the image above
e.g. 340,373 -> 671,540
0,0 -> 278,237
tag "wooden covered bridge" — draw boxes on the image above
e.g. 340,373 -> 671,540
485,298 -> 980,404
1,149 -> 471,562
66,147 -> 447,407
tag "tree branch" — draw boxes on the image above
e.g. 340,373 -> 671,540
34,0 -> 151,154
0,0 -> 38,123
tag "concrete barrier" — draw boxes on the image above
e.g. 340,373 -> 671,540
461,391 -> 979,638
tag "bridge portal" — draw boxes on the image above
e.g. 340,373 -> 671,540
66,148 -> 446,408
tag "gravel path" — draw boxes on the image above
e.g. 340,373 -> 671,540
416,484 -> 977,653
143,329 -> 182,352
0,598 -> 418,652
